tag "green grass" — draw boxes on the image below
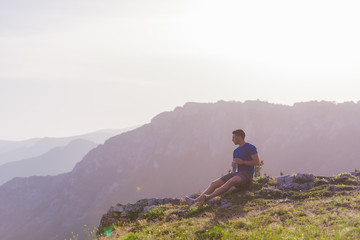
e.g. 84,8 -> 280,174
143,207 -> 165,221
97,173 -> 360,240
185,204 -> 212,218
98,190 -> 360,240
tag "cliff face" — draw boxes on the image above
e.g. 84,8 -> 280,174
1,100 -> 360,240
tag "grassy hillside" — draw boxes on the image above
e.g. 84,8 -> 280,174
94,172 -> 360,240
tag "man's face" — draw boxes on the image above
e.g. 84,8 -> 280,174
232,134 -> 240,145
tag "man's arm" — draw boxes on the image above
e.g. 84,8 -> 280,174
234,153 -> 260,166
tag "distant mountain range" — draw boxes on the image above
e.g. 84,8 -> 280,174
0,128 -> 135,166
0,128 -> 137,186
0,139 -> 97,185
0,101 -> 359,240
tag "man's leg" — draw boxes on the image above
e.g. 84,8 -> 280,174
194,178 -> 224,203
205,175 -> 242,201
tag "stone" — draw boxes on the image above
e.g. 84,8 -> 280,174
110,205 -> 124,213
293,182 -> 315,191
170,198 -> 181,205
163,198 -> 171,204
217,200 -> 232,209
97,172 -> 360,238
218,203 -> 232,209
124,203 -> 143,212
97,172 -> 360,239
276,174 -> 315,191
136,198 -> 153,206
294,173 -> 315,183
155,199 -> 164,205
189,193 -> 200,199
336,173 -> 354,179
315,178 -> 330,186
276,175 -> 294,186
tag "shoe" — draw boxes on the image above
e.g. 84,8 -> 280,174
203,194 -> 211,202
197,194 -> 211,203
185,196 -> 196,205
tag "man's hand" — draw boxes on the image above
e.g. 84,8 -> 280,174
232,161 -> 236,168
233,155 -> 260,167
233,158 -> 245,165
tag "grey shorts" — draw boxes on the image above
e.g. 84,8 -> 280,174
220,171 -> 253,188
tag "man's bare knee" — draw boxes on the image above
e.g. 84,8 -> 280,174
227,176 -> 242,187
210,178 -> 224,188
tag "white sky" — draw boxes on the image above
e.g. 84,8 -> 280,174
1,0 -> 360,140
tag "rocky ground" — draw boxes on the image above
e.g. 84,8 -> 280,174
97,172 -> 360,239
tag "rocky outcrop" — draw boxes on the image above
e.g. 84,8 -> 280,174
276,173 -> 316,191
97,172 -> 360,237
97,197 -> 182,236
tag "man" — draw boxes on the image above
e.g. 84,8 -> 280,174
186,129 -> 260,204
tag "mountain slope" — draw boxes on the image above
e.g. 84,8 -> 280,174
0,139 -> 97,185
0,128 -> 135,166
0,138 -> 40,154
0,100 -> 360,240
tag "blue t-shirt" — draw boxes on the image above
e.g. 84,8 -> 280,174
233,142 -> 258,176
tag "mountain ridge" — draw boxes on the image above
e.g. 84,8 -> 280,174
0,128 -> 135,166
1,100 -> 360,240
0,139 -> 97,185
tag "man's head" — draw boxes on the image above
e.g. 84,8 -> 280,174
232,129 -> 245,145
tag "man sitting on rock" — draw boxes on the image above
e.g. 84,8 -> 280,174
185,129 -> 260,204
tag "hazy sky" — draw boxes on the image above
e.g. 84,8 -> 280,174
1,0 -> 360,140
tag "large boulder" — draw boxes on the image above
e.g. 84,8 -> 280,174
276,173 -> 315,191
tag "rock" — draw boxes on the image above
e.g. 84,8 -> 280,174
97,172 -> 360,238
218,202 -> 232,209
121,211 -> 127,217
205,198 -> 232,208
315,178 -> 330,186
293,182 -> 315,191
109,205 -> 124,213
170,198 -> 181,205
336,173 -> 354,179
236,191 -> 253,198
276,174 -> 315,191
189,193 -> 200,199
98,197 -> 183,236
136,198 -> 155,206
163,198 -> 171,204
124,203 -> 143,212
294,173 -> 315,183
277,175 -> 294,186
